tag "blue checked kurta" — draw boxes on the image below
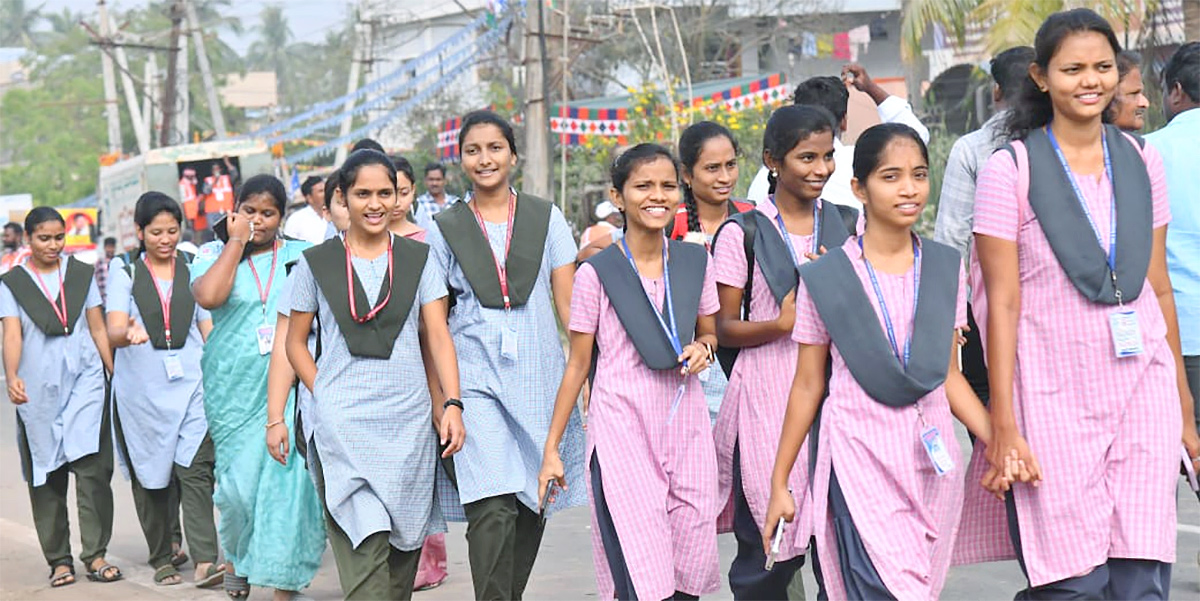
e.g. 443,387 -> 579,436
426,204 -> 586,519
289,244 -> 450,551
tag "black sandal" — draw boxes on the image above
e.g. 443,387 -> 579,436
224,572 -> 250,599
154,564 -> 182,586
48,565 -> 75,588
85,559 -> 123,583
170,544 -> 189,567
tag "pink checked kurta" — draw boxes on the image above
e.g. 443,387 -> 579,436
570,259 -> 722,601
954,139 -> 1179,587
793,237 -> 968,600
711,199 -> 816,561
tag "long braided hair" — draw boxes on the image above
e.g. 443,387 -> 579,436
679,121 -> 739,233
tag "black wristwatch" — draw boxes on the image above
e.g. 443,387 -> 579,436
443,398 -> 464,412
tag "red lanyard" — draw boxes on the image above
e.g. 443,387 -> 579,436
346,235 -> 394,323
31,263 -> 68,330
470,191 -> 516,310
145,257 -> 176,346
246,241 -> 278,318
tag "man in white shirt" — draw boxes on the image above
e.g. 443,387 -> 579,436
747,64 -> 930,211
283,176 -> 329,244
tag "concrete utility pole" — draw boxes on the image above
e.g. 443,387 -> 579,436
97,0 -> 122,154
161,0 -> 184,147
185,0 -> 227,138
335,9 -> 370,166
523,0 -> 553,199
145,53 -> 158,148
106,11 -> 150,154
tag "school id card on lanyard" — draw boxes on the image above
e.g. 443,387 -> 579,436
145,258 -> 184,381
1047,127 -> 1143,359
862,237 -> 954,476
470,190 -> 520,361
247,242 -> 279,355
621,238 -> 689,422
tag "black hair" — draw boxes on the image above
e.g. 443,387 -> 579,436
852,123 -> 929,183
103,237 -> 117,246
792,76 -> 849,130
133,191 -> 183,252
611,143 -> 678,192
300,175 -> 323,197
236,174 -> 288,214
339,149 -> 398,192
1163,41 -> 1200,103
458,110 -> 518,158
1004,8 -> 1122,140
391,155 -> 416,186
423,162 -> 447,177
3,222 -> 22,236
762,104 -> 838,194
24,206 -> 64,235
324,174 -> 339,210
351,138 -> 385,153
1104,50 -> 1144,123
677,121 -> 739,233
991,46 -> 1036,101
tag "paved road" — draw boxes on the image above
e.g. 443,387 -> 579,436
1,386 -> 1197,600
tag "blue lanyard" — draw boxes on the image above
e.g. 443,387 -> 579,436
1045,126 -> 1116,273
859,236 -> 921,369
770,195 -> 821,266
621,238 -> 683,358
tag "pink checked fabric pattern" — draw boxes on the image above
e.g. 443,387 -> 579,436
569,260 -> 722,601
793,237 -> 968,600
956,139 -> 1179,587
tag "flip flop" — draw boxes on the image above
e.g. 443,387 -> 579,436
170,545 -> 189,567
195,563 -> 227,589
224,572 -> 250,599
86,560 -> 123,583
154,564 -> 182,586
48,565 -> 75,588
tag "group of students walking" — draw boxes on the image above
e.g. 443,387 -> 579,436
3,7 -> 1197,601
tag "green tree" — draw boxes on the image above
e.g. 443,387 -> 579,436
0,0 -> 44,48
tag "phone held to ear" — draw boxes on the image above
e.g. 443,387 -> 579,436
212,215 -> 229,243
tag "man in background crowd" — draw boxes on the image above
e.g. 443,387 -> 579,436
93,237 -> 117,304
283,176 -> 330,244
414,162 -> 460,228
0,222 -> 29,275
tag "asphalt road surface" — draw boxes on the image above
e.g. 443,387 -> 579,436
1,385 -> 1197,600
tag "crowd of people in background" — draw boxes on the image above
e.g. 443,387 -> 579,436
1,8 -> 1198,601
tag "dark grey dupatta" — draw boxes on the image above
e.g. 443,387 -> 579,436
1015,124 -> 1152,305
587,241 -> 707,370
799,239 -> 959,407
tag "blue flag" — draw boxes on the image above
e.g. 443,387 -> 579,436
290,170 -> 301,197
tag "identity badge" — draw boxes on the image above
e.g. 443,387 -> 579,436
163,353 -> 184,381
1109,310 -> 1144,358
501,325 -> 518,361
256,324 -> 275,356
921,426 -> 955,476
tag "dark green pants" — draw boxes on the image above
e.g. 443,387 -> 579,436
442,454 -> 546,601
16,406 -> 114,570
313,445 -> 421,600
112,400 -> 219,569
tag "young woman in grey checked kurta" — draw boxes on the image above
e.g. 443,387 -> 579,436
425,110 -> 587,600
1,207 -> 120,587
285,149 -> 465,601
105,192 -> 223,588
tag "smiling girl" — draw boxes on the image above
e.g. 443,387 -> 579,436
763,123 -> 998,600
1,207 -> 117,587
105,193 -> 222,588
190,175 -> 324,600
963,8 -> 1195,598
541,143 -> 721,601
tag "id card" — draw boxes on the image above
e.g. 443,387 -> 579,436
1108,310 -> 1144,358
920,426 -> 955,476
501,325 -> 518,361
163,353 -> 184,381
256,324 -> 275,356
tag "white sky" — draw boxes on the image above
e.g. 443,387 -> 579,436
41,1 -> 354,55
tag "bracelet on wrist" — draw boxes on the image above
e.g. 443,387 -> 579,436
443,398 -> 464,412
266,419 -> 285,429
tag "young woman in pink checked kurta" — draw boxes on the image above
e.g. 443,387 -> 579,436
540,144 -> 721,601
762,123 -> 1008,600
711,105 -> 859,600
961,9 -> 1199,599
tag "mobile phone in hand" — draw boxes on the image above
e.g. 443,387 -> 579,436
539,482 -> 559,524
765,518 -> 785,570
212,215 -> 229,243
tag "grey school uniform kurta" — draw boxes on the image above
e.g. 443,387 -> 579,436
0,265 -> 105,487
107,259 -> 211,489
289,249 -> 449,551
425,204 -> 586,518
